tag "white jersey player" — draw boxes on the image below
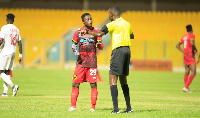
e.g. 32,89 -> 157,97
0,13 -> 23,97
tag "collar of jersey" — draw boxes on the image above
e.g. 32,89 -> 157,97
81,26 -> 94,30
115,17 -> 123,21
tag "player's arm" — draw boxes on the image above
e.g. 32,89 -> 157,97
0,38 -> 3,46
72,40 -> 78,53
197,54 -> 200,64
72,30 -> 79,54
96,34 -> 104,50
130,24 -> 134,39
191,40 -> 197,52
176,42 -> 183,53
0,38 -> 3,52
18,41 -> 23,64
81,25 -> 109,37
0,29 -> 5,45
0,28 -> 5,52
17,33 -> 23,64
130,33 -> 134,39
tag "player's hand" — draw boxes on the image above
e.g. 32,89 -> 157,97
19,57 -> 23,65
72,48 -> 76,53
195,51 -> 198,57
197,58 -> 200,64
79,30 -> 86,36
96,42 -> 101,49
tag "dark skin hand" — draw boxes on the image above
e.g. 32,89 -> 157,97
176,42 -> 184,53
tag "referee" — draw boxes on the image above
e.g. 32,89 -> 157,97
82,5 -> 134,114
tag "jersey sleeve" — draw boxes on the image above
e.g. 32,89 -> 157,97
72,30 -> 79,44
190,34 -> 195,40
180,36 -> 184,43
100,25 -> 109,35
106,21 -> 115,32
0,27 -> 6,40
129,23 -> 133,34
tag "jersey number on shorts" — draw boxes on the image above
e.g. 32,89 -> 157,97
183,36 -> 187,49
10,34 -> 17,45
90,69 -> 96,75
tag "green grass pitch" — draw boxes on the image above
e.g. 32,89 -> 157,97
0,68 -> 200,118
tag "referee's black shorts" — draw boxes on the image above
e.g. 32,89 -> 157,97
109,46 -> 131,76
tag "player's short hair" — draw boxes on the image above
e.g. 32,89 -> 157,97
7,13 -> 15,21
109,5 -> 120,16
81,13 -> 91,22
186,24 -> 192,32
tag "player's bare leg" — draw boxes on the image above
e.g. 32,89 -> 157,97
183,63 -> 196,92
69,82 -> 80,111
184,64 -> 190,86
109,74 -> 120,113
119,75 -> 133,113
90,82 -> 98,112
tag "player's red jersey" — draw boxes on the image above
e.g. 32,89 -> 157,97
180,33 -> 196,65
72,26 -> 103,68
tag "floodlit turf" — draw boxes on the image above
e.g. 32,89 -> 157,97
0,68 -> 200,118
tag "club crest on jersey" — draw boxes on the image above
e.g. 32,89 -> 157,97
80,38 -> 94,42
74,75 -> 77,80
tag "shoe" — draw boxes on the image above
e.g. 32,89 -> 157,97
68,107 -> 76,111
90,108 -> 95,112
0,93 -> 8,97
124,109 -> 133,113
183,87 -> 191,93
111,110 -> 120,114
12,85 -> 19,97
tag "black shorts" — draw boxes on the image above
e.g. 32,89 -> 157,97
109,46 -> 131,76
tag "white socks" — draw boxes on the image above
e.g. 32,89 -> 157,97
3,75 -> 10,93
0,73 -> 13,87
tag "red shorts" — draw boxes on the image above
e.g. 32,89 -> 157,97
184,56 -> 196,65
72,66 -> 97,83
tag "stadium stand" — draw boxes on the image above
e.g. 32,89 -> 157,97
0,8 -> 108,66
0,8 -> 200,67
98,11 -> 200,67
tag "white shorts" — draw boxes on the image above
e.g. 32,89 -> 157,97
0,53 -> 15,70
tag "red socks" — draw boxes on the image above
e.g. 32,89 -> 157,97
71,87 -> 79,108
184,74 -> 188,86
185,74 -> 195,89
91,87 -> 98,109
71,87 -> 98,109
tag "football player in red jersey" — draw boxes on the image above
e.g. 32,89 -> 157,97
176,24 -> 197,92
68,13 -> 104,112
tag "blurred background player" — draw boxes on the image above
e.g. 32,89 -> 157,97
0,13 -> 23,97
0,38 -> 14,97
81,5 -> 134,114
68,13 -> 104,112
176,24 -> 197,93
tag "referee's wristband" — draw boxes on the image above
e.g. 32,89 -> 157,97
19,54 -> 23,58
